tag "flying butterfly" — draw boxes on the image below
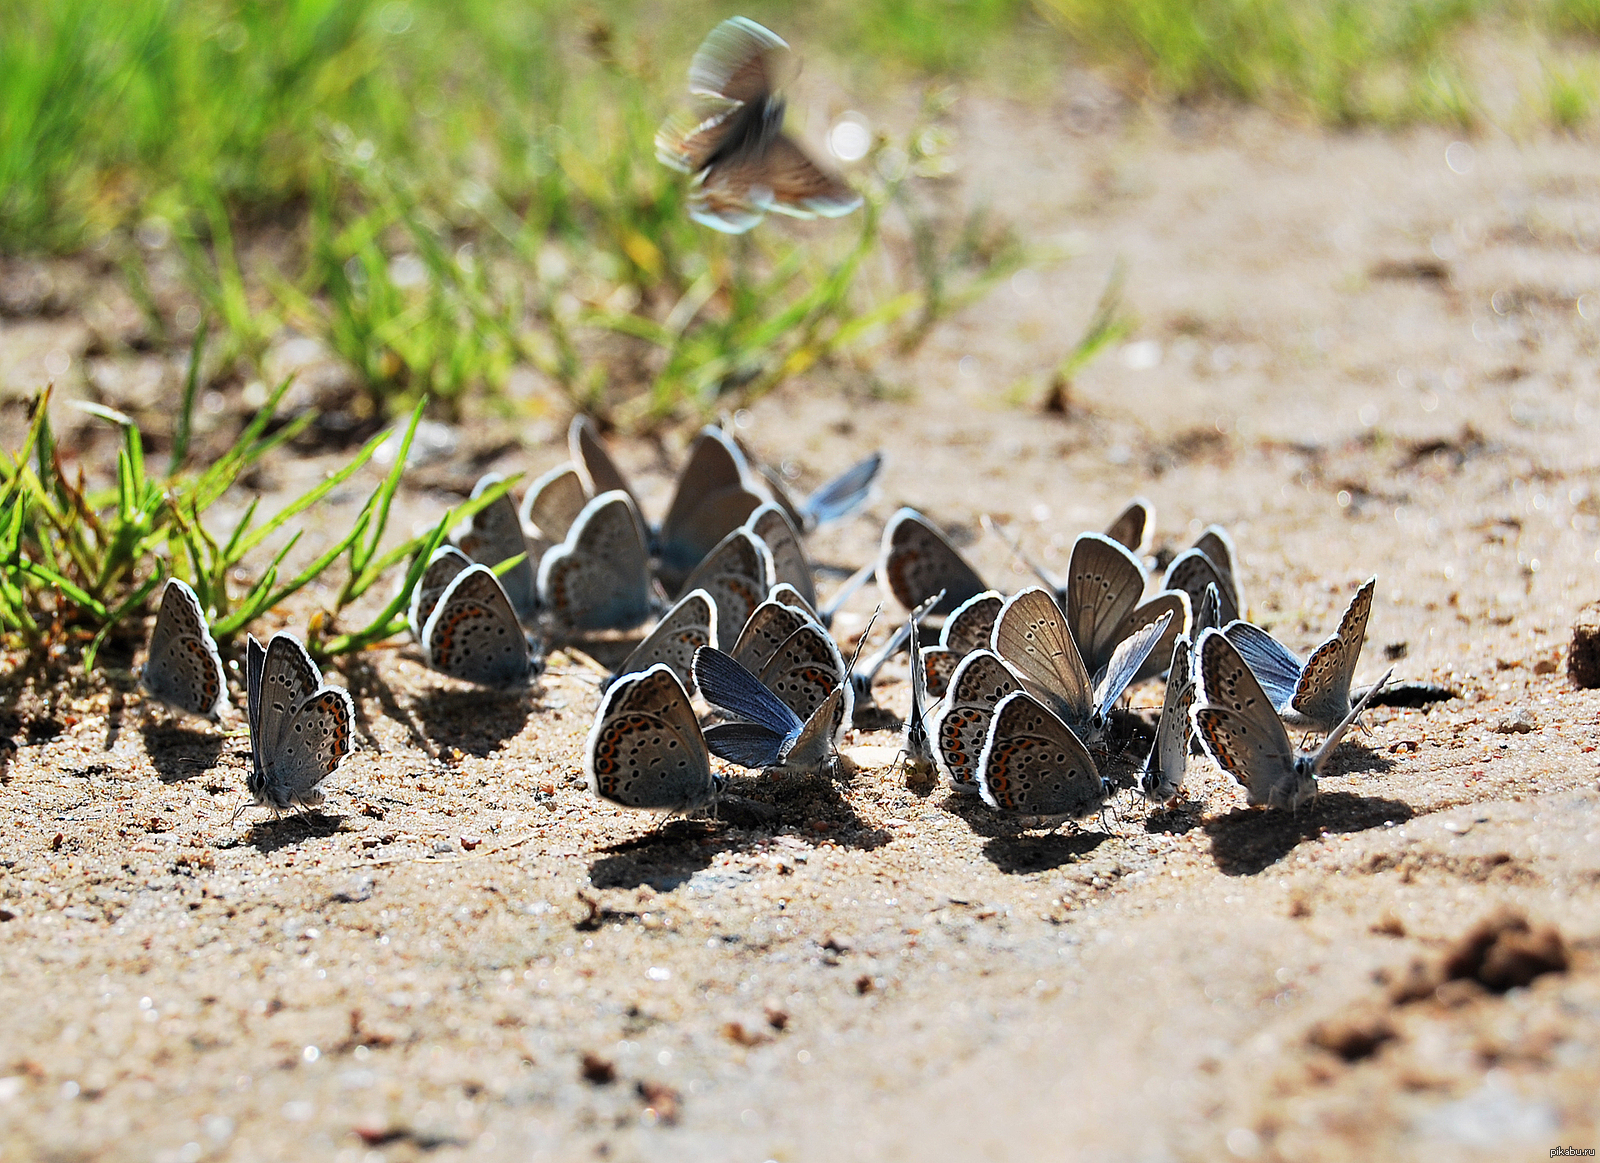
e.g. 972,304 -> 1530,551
656,17 -> 863,234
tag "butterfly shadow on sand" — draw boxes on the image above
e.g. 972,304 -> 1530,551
939,792 -> 1111,872
587,820 -> 736,892
1205,787 -> 1413,876
239,810 -> 347,854
338,652 -> 429,756
139,723 -> 226,783
410,687 -> 533,758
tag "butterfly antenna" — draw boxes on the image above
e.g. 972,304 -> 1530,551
843,605 -> 883,675
818,561 -> 876,629
981,514 -> 1061,594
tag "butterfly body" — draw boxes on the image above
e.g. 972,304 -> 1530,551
245,632 -> 355,811
1192,628 -> 1391,811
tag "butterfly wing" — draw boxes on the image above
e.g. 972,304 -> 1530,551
1308,665 -> 1393,777
257,687 -> 355,810
920,645 -> 959,699
1193,582 -> 1223,638
687,16 -> 791,102
1093,610 -> 1173,721
934,649 -> 1022,793
757,623 -> 849,733
254,633 -> 323,783
1066,533 -> 1148,676
766,581 -> 822,624
1223,621 -> 1303,712
703,721 -> 791,769
677,527 -> 774,646
1193,629 -> 1300,808
1104,498 -> 1154,557
800,451 -> 881,530
877,508 -> 987,615
538,490 -> 654,632
568,416 -> 638,509
729,598 -> 814,676
455,474 -> 538,623
777,686 -> 845,774
422,565 -> 533,688
140,579 -> 228,720
692,646 -> 803,739
586,664 -> 718,811
976,692 -> 1105,817
520,463 -> 588,548
1113,589 -> 1190,685
746,501 -> 814,607
611,588 -> 717,692
246,633 -> 266,784
991,587 -> 1095,731
943,591 -> 1002,651
1138,635 -> 1195,804
657,428 -> 764,594
904,613 -> 936,773
407,545 -> 471,641
1291,578 -> 1376,728
1193,525 -> 1244,614
1165,549 -> 1241,628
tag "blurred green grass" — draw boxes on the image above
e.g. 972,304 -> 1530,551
4,0 -> 1600,428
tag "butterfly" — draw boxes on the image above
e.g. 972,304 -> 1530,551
407,545 -> 471,641
1135,635 -> 1196,808
656,17 -> 863,234
1192,581 -> 1224,638
726,597 -> 852,737
901,601 -> 939,786
610,588 -> 718,693
987,525 -> 1187,684
934,648 -> 1022,794
1192,524 -> 1245,614
990,586 -> 1173,745
976,691 -> 1108,819
1164,544 -> 1241,629
537,489 -> 655,633
453,473 -> 539,623
745,501 -> 814,608
244,632 -> 355,811
421,564 -> 538,687
677,527 -> 774,648
519,462 -> 589,561
1103,498 -> 1155,558
753,451 -> 882,533
919,590 -> 1003,698
139,578 -> 228,721
877,508 -> 988,616
1222,578 -> 1377,730
586,663 -> 721,813
693,645 -> 846,776
569,417 -> 765,596
1192,629 -> 1392,811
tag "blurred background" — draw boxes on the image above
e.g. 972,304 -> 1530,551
5,0 -> 1600,439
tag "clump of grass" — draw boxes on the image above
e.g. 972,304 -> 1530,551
0,346 -> 503,668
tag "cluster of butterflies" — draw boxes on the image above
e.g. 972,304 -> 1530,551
137,579 -> 355,813
132,416 -> 883,815
586,494 -> 1395,821
403,415 -> 881,689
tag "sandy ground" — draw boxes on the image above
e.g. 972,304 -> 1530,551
5,85 -> 1600,1163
